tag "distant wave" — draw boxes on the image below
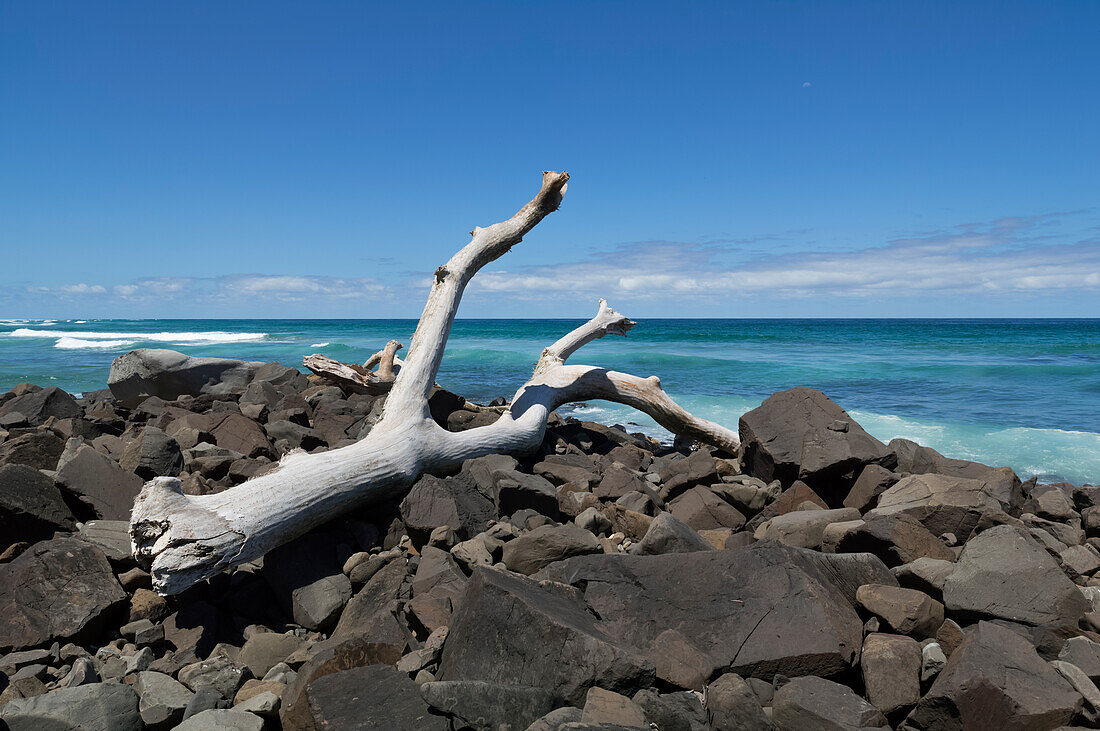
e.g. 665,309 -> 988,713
310,342 -> 331,348
54,337 -> 135,350
6,328 -> 268,345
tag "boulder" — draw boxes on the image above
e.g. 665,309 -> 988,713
739,387 -> 895,493
134,670 -> 194,729
861,633 -> 921,716
832,514 -> 955,567
331,556 -> 409,648
757,507 -> 861,549
238,632 -> 305,679
118,426 -> 183,479
437,567 -> 655,706
495,469 -> 560,518
419,680 -> 559,730
667,486 -> 747,531
0,463 -> 75,545
54,439 -> 143,520
633,511 -> 714,555
108,349 -> 261,407
856,584 -> 943,639
210,413 -> 274,459
772,675 -> 887,730
0,682 -> 141,731
501,523 -> 602,575
746,480 -> 828,531
536,542 -> 869,688
173,709 -> 264,731
632,688 -> 709,731
1060,636 -> 1100,683
303,664 -> 449,730
399,472 -> 496,545
656,450 -> 719,501
892,557 -> 956,600
942,525 -> 1088,625
0,537 -> 126,652
78,520 -> 135,563
843,463 -> 900,512
177,654 -> 251,699
0,430 -> 65,470
0,386 -> 82,426
594,465 -> 651,500
904,621 -> 1081,730
262,531 -> 353,631
890,437 -> 1022,507
866,473 -> 1015,542
580,686 -> 648,728
408,546 -> 468,632
705,673 -> 772,730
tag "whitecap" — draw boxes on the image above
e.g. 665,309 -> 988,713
54,337 -> 135,350
310,342 -> 331,348
7,328 -> 267,344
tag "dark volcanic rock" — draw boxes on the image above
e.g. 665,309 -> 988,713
420,680 -> 559,731
667,486 -> 746,531
0,430 -> 65,470
843,463 -> 900,512
262,531 -> 352,631
0,681 -> 141,731
833,514 -> 955,567
942,524 -> 1088,626
0,537 -> 126,652
331,555 -> 409,647
54,439 -> 143,520
0,463 -> 75,545
904,621 -> 1081,730
0,386 -> 82,426
633,511 -> 714,555
890,437 -> 1022,505
501,522 -> 602,575
304,664 -> 449,730
118,425 -> 183,479
437,567 -> 655,706
536,541 -> 869,688
739,387 -> 895,493
399,472 -> 496,545
772,675 -> 887,730
861,633 -> 921,717
866,473 -> 1015,542
856,584 -> 944,639
705,673 -> 772,730
108,348 -> 261,407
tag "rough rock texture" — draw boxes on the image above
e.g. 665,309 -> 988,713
500,522 -> 602,575
867,473 -> 1016,542
771,675 -> 888,730
705,673 -> 772,731
0,462 -> 75,546
856,584 -> 944,639
108,349 -> 261,407
833,514 -> 955,567
904,621 -> 1081,730
942,525 -> 1088,625
633,511 -> 714,555
0,682 -> 141,731
419,680 -> 559,731
861,633 -> 921,716
0,537 -> 127,652
399,472 -> 496,545
739,387 -> 895,492
0,386 -> 82,426
303,664 -> 449,730
54,440 -> 144,520
890,437 -> 1022,505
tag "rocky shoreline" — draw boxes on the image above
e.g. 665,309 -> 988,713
1,351 -> 1099,730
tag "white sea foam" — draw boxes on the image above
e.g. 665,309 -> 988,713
310,342 -> 331,348
7,328 -> 268,344
54,337 -> 135,350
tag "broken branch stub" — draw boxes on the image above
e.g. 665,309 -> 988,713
130,171 -> 740,595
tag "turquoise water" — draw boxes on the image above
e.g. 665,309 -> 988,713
2,318 -> 1098,485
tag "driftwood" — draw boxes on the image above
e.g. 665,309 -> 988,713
302,340 -> 403,395
130,171 -> 741,595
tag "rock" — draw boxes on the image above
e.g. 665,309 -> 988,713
739,387 -> 895,495
408,546 -> 468,632
904,621 -> 1081,730
657,450 -> 719,501
399,472 -> 496,545
0,430 -> 65,470
331,557 -> 409,648
890,438 -> 1022,506
855,584 -> 943,639
129,587 -> 170,623
1059,636 -> 1100,683
178,655 -> 251,699
135,670 -> 195,729
772,675 -> 887,730
1062,543 -> 1100,580
833,514 -> 956,567
234,689 -> 280,717
580,686 -> 648,728
78,520 -> 134,563
501,523 -> 602,575
536,542 -> 871,688
866,473 -> 1017,542
495,469 -> 560,518
0,537 -> 126,652
180,687 -> 226,721
705,673 -> 771,730
0,387 -> 82,426
57,656 -> 99,688
668,486 -> 747,531
942,525 -> 1088,625
450,536 -> 494,571
239,632 -> 305,679
118,426 -> 183,479
210,413 -> 273,459
535,456 -> 600,486
303,664 -> 449,730
0,682 -> 141,731
892,557 -> 956,600
437,567 -> 654,706
632,688 -> 708,731
173,708 -> 264,730
746,480 -> 829,531
419,680 -> 559,730
843,463 -> 900,512
54,440 -> 143,520
108,349 -> 261,407
921,641 -> 946,681
576,505 -> 614,536
0,463 -> 75,545
757,507 -> 861,549
633,511 -> 714,555
263,532 -> 353,631
1050,660 -> 1100,714
594,465 -> 651,500
861,633 -> 921,716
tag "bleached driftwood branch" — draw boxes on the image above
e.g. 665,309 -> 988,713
302,340 -> 403,395
130,171 -> 740,595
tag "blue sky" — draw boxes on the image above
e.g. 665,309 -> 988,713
1,1 -> 1098,318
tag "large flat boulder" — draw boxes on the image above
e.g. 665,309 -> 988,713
0,386 -> 82,426
399,472 -> 496,545
0,537 -> 127,652
0,682 -> 141,731
535,541 -> 876,689
866,473 -> 1014,542
942,524 -> 1088,625
54,439 -> 143,520
303,663 -> 450,729
904,621 -> 1081,730
738,387 -> 895,494
0,463 -> 75,546
108,349 -> 262,407
890,438 -> 1022,507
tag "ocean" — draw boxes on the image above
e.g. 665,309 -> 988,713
2,318 -> 1098,485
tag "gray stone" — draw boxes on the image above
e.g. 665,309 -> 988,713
135,670 -> 194,729
772,675 -> 887,730
942,525 -> 1088,625
262,531 -> 352,631
1059,636 -> 1100,683
667,486 -> 746,531
855,584 -> 944,639
0,682 -> 141,731
399,471 -> 496,545
501,522 -> 602,575
632,688 -> 708,731
119,426 -> 183,479
580,686 -> 648,728
889,438 -> 1022,507
173,708 -> 264,731
633,511 -> 714,555
526,706 -> 585,730
55,440 -> 143,520
303,664 -> 449,730
861,633 -> 921,715
419,680 -> 559,730
757,507 -> 861,549
108,349 -> 261,407
867,473 -> 1014,542
0,463 -> 75,545
178,655 -> 251,699
77,519 -> 134,563
238,632 -> 304,680
0,387 -> 82,426
705,672 -> 771,731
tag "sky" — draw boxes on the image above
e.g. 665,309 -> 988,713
1,1 -> 1098,319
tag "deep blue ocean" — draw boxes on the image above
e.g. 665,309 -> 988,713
2,318 -> 1098,485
